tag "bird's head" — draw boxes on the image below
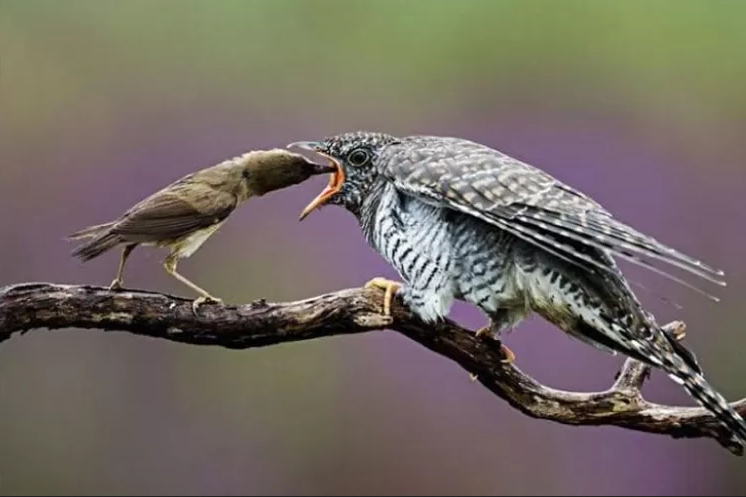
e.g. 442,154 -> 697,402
289,131 -> 399,219
231,149 -> 335,200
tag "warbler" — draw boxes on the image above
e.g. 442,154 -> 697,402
69,149 -> 333,313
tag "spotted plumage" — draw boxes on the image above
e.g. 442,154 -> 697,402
290,131 -> 746,446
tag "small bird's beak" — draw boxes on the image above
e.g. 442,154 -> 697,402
288,141 -> 345,221
311,162 -> 337,175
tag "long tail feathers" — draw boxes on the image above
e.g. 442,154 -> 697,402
671,369 -> 746,446
70,231 -> 121,262
626,331 -> 746,446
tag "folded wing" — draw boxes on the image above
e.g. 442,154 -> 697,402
380,136 -> 725,300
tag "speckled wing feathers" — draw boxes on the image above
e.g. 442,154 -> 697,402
511,206 -> 724,299
380,136 -> 725,297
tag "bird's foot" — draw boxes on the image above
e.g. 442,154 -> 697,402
474,325 -> 516,365
108,279 -> 124,291
469,343 -> 515,382
499,343 -> 516,365
192,295 -> 223,316
475,325 -> 492,339
364,277 -> 402,317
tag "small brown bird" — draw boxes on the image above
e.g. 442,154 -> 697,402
69,149 -> 333,313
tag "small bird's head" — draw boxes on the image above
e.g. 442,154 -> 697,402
227,149 -> 335,200
289,131 -> 399,219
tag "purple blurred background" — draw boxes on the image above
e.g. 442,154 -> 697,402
1,1 -> 745,495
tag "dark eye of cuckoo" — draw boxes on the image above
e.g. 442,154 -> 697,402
347,148 -> 370,167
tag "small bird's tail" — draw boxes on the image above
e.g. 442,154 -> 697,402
665,357 -> 746,446
68,222 -> 115,240
70,228 -> 121,262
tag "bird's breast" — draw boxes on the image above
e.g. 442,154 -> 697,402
447,214 -> 524,313
170,222 -> 225,259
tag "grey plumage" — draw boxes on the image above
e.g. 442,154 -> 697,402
290,131 -> 746,446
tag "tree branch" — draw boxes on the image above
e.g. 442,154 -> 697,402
1,282 -> 744,455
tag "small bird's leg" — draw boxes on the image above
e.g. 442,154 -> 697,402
164,255 -> 223,315
109,243 -> 137,291
364,277 -> 402,316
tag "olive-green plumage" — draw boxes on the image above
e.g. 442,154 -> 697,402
69,149 -> 332,312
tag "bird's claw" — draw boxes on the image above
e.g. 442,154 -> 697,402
474,326 -> 516,365
364,277 -> 402,317
469,344 -> 515,382
475,325 -> 493,339
108,279 -> 124,291
499,343 -> 516,365
192,295 -> 223,316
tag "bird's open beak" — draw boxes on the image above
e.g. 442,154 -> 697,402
288,141 -> 345,221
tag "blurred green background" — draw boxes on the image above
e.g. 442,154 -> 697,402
2,1 -> 745,495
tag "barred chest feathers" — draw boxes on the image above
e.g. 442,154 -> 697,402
359,180 -> 525,324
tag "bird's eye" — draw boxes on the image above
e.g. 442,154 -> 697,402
347,148 -> 370,167
242,170 -> 251,180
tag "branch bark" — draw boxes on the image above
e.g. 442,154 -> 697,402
1,282 -> 744,455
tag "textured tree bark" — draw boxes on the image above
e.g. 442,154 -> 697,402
1,282 -> 744,455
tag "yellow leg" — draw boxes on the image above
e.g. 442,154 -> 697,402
164,255 -> 222,314
499,344 -> 516,364
364,277 -> 402,316
109,244 -> 137,290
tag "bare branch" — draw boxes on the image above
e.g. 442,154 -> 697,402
1,282 -> 743,455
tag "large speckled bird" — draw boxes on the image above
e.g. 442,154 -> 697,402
289,131 -> 746,446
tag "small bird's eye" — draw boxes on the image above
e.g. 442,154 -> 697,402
347,148 -> 370,167
242,170 -> 251,180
